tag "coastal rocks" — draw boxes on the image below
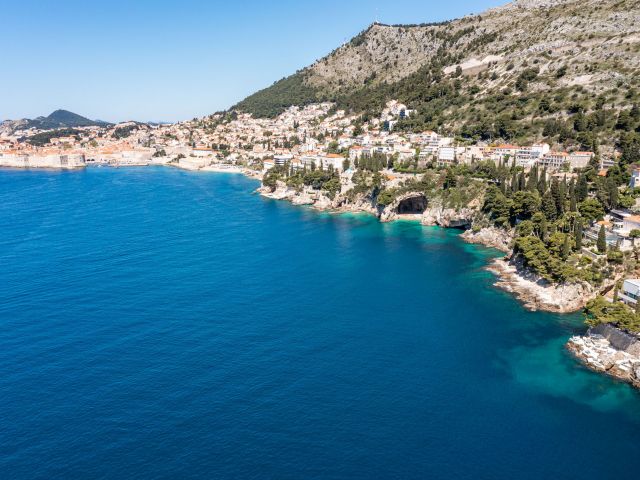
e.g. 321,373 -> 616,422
378,194 -> 475,228
567,327 -> 640,389
462,227 -> 597,313
259,182 -> 314,205
258,181 -> 598,314
487,257 -> 596,313
379,192 -> 428,222
461,226 -> 513,254
420,205 -> 475,229
259,183 -> 354,212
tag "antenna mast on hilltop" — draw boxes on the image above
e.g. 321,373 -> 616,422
374,7 -> 379,25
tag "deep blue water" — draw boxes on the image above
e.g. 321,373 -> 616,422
1,167 -> 639,480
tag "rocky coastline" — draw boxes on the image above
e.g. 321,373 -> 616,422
462,227 -> 598,313
567,324 -> 640,389
258,181 -> 601,314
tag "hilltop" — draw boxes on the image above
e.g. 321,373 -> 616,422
233,0 -> 640,148
1,110 -> 111,133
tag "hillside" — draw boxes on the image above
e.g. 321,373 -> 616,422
233,0 -> 640,148
1,110 -> 111,132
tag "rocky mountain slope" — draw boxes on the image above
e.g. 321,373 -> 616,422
234,0 -> 640,147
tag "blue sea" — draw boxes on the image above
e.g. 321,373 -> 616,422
1,167 -> 639,479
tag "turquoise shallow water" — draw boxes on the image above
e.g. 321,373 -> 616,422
0,166 -> 639,479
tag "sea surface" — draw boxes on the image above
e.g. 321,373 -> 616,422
1,167 -> 639,480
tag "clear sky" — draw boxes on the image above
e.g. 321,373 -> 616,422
1,0 -> 505,123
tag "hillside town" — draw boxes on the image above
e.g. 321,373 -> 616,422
2,100 -> 637,249
0,100 -> 604,173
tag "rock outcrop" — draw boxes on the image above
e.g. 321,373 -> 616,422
488,258 -> 596,313
378,194 -> 475,228
567,325 -> 640,389
462,227 -> 598,313
461,226 -> 513,253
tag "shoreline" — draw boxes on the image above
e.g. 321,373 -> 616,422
259,182 -> 598,315
567,325 -> 640,389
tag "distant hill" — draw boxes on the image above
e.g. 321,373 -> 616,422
1,110 -> 112,132
233,0 -> 640,149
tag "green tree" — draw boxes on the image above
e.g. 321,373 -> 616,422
532,212 -> 548,240
578,198 -> 605,223
575,221 -> 583,250
597,225 -> 607,254
576,174 -> 588,202
562,234 -> 571,260
542,191 -> 557,221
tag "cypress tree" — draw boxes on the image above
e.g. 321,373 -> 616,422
551,178 -> 564,216
575,221 -> 583,250
527,166 -> 538,192
540,217 -> 548,242
607,178 -> 619,209
597,225 -> 607,253
538,167 -> 547,195
511,170 -> 519,193
562,234 -> 571,260
518,171 -> 526,191
577,174 -> 588,202
613,284 -> 619,302
569,179 -> 577,212
636,299 -> 640,315
542,191 -> 557,221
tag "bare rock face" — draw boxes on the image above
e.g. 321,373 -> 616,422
422,205 -> 475,229
461,227 -> 513,254
378,194 -> 475,228
487,257 -> 596,313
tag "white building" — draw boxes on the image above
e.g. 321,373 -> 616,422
539,151 -> 569,170
630,169 -> 640,189
274,154 -> 293,167
438,147 -> 456,166
620,279 -> 640,306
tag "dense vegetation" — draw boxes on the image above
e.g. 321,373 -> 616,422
24,128 -> 82,147
113,124 -> 140,139
585,295 -> 640,333
262,163 -> 342,199
233,73 -> 320,118
480,157 -> 639,283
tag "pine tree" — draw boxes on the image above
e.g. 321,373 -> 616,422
597,225 -> 607,253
